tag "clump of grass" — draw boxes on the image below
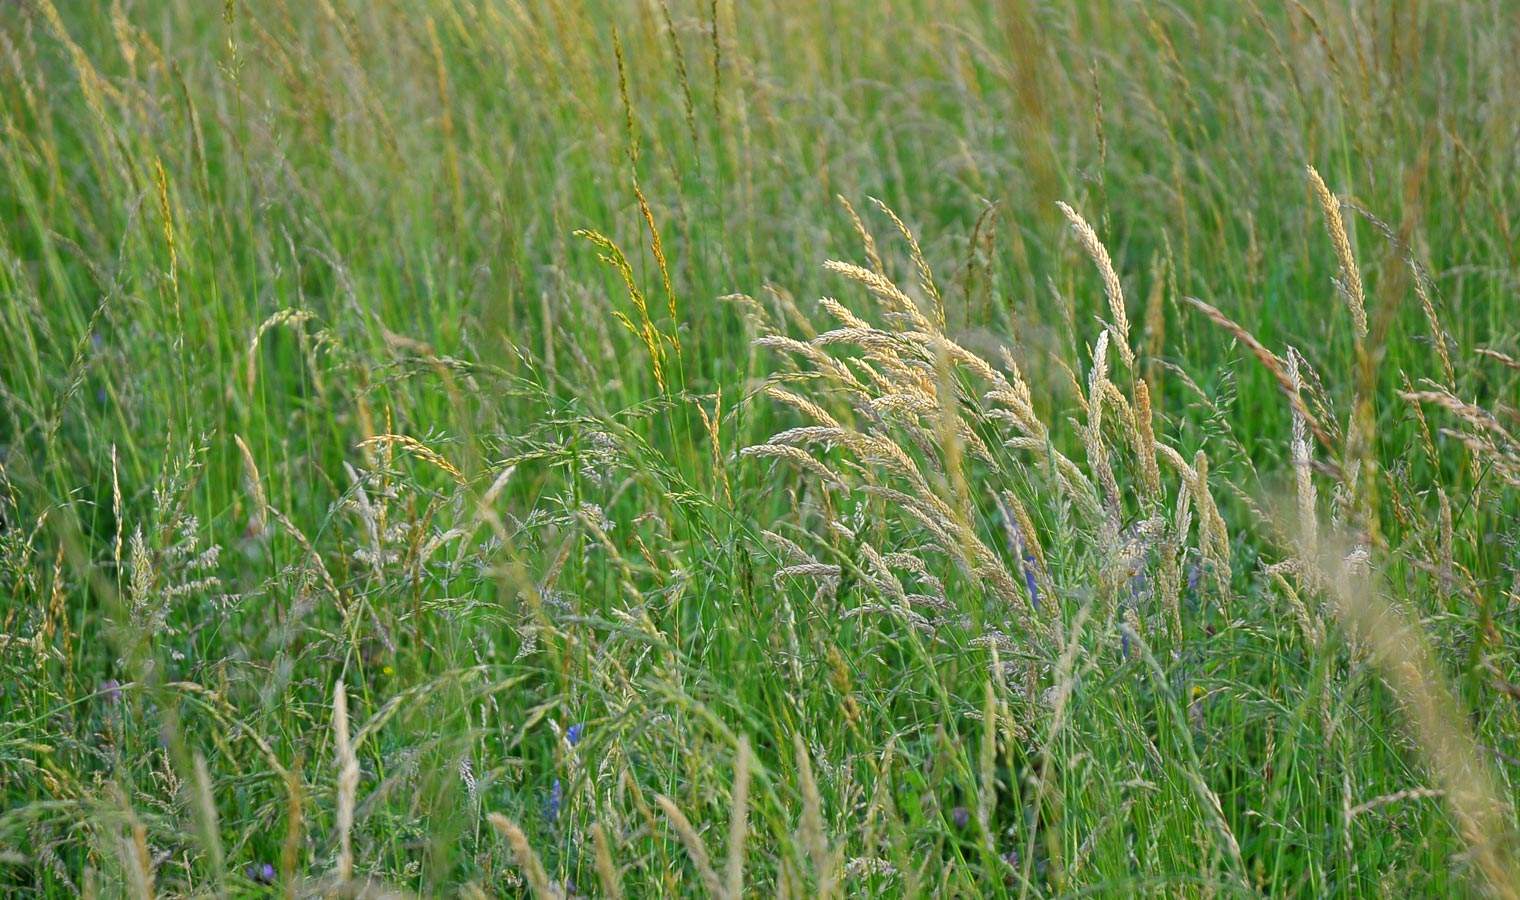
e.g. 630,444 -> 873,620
3,0 -> 1520,896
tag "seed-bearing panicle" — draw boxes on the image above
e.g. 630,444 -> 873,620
869,197 -> 944,329
1183,295 -> 1333,452
818,296 -> 870,329
1306,166 -> 1367,340
1057,201 -> 1134,367
654,794 -> 723,897
1192,451 -> 1232,592
333,680 -> 359,885
246,308 -> 314,395
837,194 -> 886,276
823,260 -> 933,331
1132,379 -> 1162,500
1287,349 -> 1318,555
1086,331 -> 1121,522
1401,388 -> 1520,485
1476,347 -> 1520,371
742,443 -> 846,487
489,815 -> 557,898
754,334 -> 864,387
793,732 -> 835,890
1412,265 -> 1456,386
591,822 -> 622,899
726,737 -> 752,900
358,434 -> 465,484
764,384 -> 843,428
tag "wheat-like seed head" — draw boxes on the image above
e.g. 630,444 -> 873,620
1411,265 -> 1456,386
1085,331 -> 1122,522
1057,201 -> 1134,368
489,814 -> 558,898
333,680 -> 359,884
246,308 -> 314,395
823,260 -> 933,331
765,384 -> 843,428
591,822 -> 622,899
358,434 -> 465,484
1132,379 -> 1162,500
654,794 -> 723,897
726,738 -> 751,900
1287,349 -> 1319,556
1192,451 -> 1232,593
1307,540 -> 1520,898
869,197 -> 944,329
836,195 -> 886,276
818,296 -> 869,329
1305,166 -> 1367,340
1269,568 -> 1322,647
1476,347 -> 1520,371
233,434 -> 268,537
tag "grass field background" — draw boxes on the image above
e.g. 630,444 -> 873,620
3,0 -> 1520,895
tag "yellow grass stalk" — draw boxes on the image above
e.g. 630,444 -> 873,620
1132,379 -> 1163,501
111,444 -> 124,575
489,815 -> 557,898
695,390 -> 733,503
1314,546 -> 1520,898
1182,296 -> 1334,452
151,159 -> 177,291
869,198 -> 944,329
121,817 -> 153,900
190,754 -> 225,887
1193,451 -> 1231,592
656,0 -> 700,155
1476,347 -> 1520,372
1306,166 -> 1367,340
591,822 -> 622,899
726,737 -> 752,899
233,434 -> 268,537
577,229 -> 669,391
837,196 -> 886,276
282,766 -> 303,893
1057,201 -> 1134,368
1412,266 -> 1455,386
333,680 -> 359,884
1144,254 -> 1168,397
978,682 -> 998,835
357,434 -> 465,485
793,732 -> 838,896
654,794 -> 723,896
1287,350 -> 1318,555
245,309 -> 314,396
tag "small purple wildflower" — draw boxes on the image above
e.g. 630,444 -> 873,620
1001,848 -> 1021,885
996,497 -> 1040,610
950,806 -> 970,830
566,723 -> 584,747
100,679 -> 121,704
546,778 -> 563,823
245,862 -> 276,885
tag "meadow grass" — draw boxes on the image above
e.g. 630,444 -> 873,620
3,0 -> 1520,895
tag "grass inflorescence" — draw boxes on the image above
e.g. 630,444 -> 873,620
3,0 -> 1520,895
